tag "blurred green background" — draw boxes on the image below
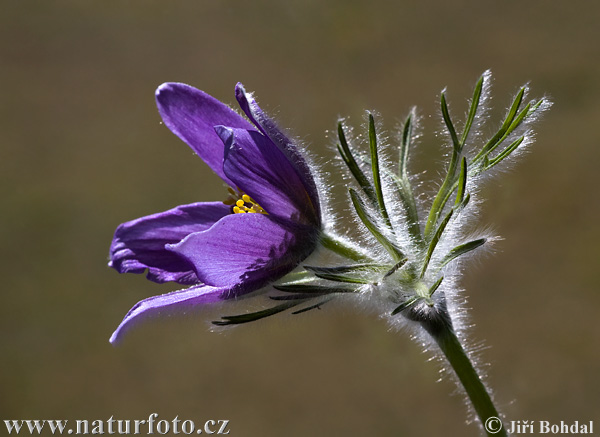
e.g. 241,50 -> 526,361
1,1 -> 598,435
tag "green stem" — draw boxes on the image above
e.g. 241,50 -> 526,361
426,320 -> 507,436
320,232 -> 373,262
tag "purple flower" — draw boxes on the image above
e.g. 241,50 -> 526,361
108,83 -> 321,343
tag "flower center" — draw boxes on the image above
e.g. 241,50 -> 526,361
223,188 -> 267,214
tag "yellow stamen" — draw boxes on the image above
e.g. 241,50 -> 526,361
223,189 -> 267,215
223,187 -> 267,215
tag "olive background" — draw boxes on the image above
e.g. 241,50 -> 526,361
1,1 -> 598,436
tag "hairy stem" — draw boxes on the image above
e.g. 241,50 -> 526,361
422,315 -> 507,436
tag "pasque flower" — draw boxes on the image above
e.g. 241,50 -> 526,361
107,73 -> 551,435
108,83 -> 321,343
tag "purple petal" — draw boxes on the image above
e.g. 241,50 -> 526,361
215,126 -> 318,223
155,83 -> 254,186
167,213 -> 316,288
110,284 -> 227,344
235,83 -> 321,221
109,202 -> 231,284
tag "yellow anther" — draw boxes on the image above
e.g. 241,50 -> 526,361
225,188 -> 267,215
